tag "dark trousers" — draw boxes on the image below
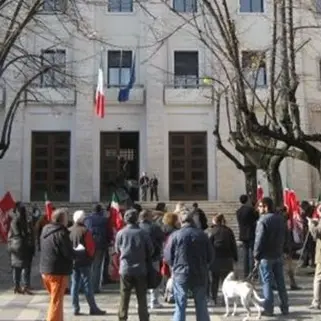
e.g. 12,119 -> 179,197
71,266 -> 98,313
103,249 -> 110,284
91,249 -> 104,292
209,270 -> 230,302
150,188 -> 159,202
12,263 -> 31,288
302,235 -> 315,266
243,240 -> 254,278
119,274 -> 149,321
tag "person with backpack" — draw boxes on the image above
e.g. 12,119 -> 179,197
84,204 -> 108,293
69,210 -> 106,316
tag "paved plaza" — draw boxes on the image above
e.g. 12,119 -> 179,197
0,244 -> 320,320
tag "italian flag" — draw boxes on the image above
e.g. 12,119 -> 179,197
110,193 -> 124,233
45,192 -> 53,221
256,182 -> 264,202
95,64 -> 105,118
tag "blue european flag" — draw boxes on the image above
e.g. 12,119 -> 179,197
118,55 -> 136,102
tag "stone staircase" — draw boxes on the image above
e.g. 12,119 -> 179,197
26,200 -> 240,238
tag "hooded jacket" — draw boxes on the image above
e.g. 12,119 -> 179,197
40,223 -> 73,275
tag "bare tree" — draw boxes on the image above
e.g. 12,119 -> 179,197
0,0 -> 96,159
140,0 -> 321,205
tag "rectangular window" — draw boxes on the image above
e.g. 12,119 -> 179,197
240,0 -> 264,13
108,0 -> 133,12
43,0 -> 66,12
242,51 -> 267,87
174,51 -> 199,88
108,50 -> 132,87
173,0 -> 197,12
40,49 -> 66,88
317,0 -> 321,13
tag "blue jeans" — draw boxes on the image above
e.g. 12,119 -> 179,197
259,258 -> 289,314
173,280 -> 210,321
92,249 -> 104,292
71,266 -> 98,313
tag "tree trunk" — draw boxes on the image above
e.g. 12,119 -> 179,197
244,166 -> 257,205
266,167 -> 283,208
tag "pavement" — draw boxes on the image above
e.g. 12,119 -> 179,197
0,244 -> 320,320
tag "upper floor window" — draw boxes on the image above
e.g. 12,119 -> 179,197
108,0 -> 133,12
173,0 -> 197,13
43,0 -> 66,12
174,51 -> 198,88
242,51 -> 267,87
108,50 -> 132,87
240,0 -> 264,13
40,49 -> 66,88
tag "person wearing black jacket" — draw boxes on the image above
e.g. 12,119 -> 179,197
139,209 -> 164,309
236,194 -> 259,277
192,202 -> 208,230
206,214 -> 238,305
40,208 -> 73,321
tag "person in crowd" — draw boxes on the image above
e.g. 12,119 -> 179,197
164,209 -> 214,321
40,208 -> 73,321
84,204 -> 108,293
206,213 -> 238,306
115,208 -> 153,321
192,202 -> 208,230
301,201 -> 316,267
7,205 -> 35,294
35,206 -> 56,252
69,210 -> 106,316
307,214 -> 321,309
103,203 -> 113,285
173,202 -> 186,214
161,212 -> 180,296
150,174 -> 159,202
139,172 -> 149,201
139,210 -> 165,309
236,194 -> 259,278
276,207 -> 301,291
31,204 -> 41,226
254,197 -> 289,316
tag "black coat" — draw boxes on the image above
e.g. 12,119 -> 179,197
8,216 -> 35,268
40,223 -> 73,275
236,205 -> 259,242
206,225 -> 238,273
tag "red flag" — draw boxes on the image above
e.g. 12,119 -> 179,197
284,188 -> 291,214
95,65 -> 105,118
257,183 -> 264,202
45,193 -> 53,221
0,192 -> 15,242
289,190 -> 303,245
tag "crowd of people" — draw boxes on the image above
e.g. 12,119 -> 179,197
5,196 -> 321,321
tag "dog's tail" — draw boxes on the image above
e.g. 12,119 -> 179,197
252,289 -> 265,303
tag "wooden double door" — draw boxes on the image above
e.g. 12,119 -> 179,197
31,131 -> 70,201
169,132 -> 208,200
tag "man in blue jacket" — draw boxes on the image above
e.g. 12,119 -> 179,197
164,209 -> 214,321
84,204 -> 109,293
254,197 -> 289,316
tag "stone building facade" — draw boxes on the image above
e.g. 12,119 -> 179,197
0,0 -> 320,202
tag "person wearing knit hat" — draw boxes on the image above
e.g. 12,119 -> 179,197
115,208 -> 153,321
69,210 -> 105,316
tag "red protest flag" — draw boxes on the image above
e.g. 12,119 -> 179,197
0,192 -> 15,242
256,183 -> 264,202
44,192 -> 53,221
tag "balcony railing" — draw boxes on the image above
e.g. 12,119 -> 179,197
164,76 -> 213,106
25,84 -> 77,106
102,84 -> 145,105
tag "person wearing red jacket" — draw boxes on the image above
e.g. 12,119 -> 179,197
69,210 -> 106,316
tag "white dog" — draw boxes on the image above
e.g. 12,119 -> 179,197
164,277 -> 174,303
222,272 -> 265,321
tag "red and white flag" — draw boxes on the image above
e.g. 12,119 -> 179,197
110,193 -> 124,234
95,65 -> 105,118
44,193 -> 53,221
0,192 -> 15,243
